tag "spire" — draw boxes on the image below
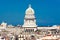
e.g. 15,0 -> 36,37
29,4 -> 31,8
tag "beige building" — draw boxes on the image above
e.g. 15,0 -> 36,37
0,4 -> 60,40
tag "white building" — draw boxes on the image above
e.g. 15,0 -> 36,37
0,4 -> 60,40
23,4 -> 37,27
0,22 -> 7,29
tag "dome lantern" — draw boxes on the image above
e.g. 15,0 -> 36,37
29,4 -> 31,8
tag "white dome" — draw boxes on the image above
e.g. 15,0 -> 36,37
52,25 -> 57,27
1,21 -> 7,25
25,4 -> 34,14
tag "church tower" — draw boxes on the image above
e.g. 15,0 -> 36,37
23,4 -> 37,27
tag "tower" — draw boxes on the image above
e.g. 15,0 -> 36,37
0,21 -> 7,29
23,4 -> 37,27
1,22 -> 7,28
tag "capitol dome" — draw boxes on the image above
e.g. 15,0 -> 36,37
25,4 -> 34,14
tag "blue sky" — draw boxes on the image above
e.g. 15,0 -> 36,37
0,0 -> 60,26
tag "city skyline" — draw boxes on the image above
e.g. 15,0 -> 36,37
0,0 -> 60,26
